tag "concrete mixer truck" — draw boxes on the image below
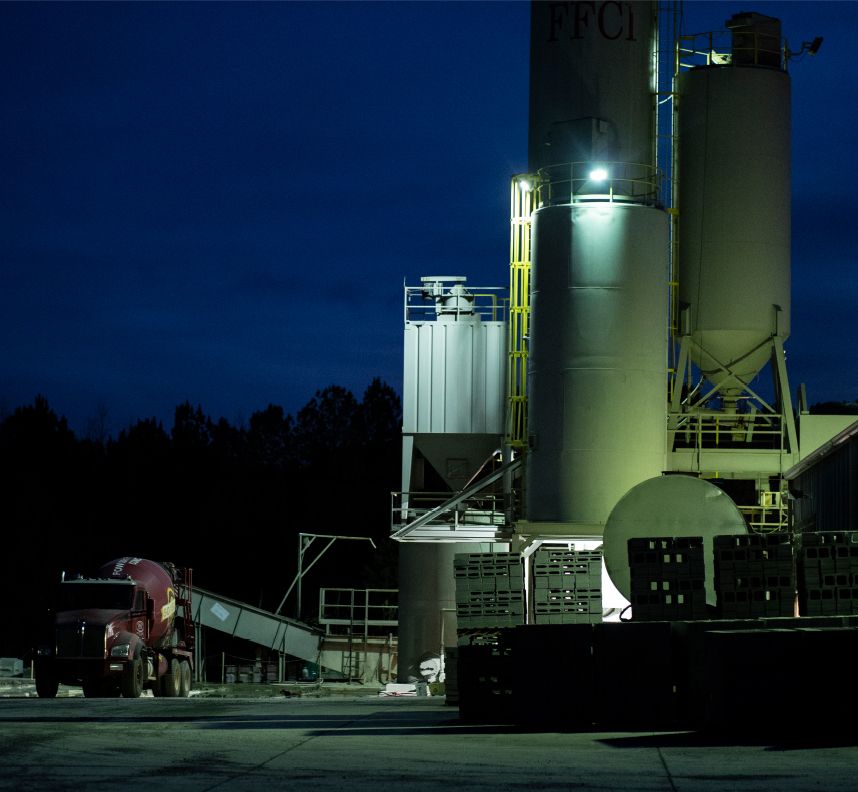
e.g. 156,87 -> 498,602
34,557 -> 196,698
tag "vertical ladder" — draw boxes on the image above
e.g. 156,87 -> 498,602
507,176 -> 535,450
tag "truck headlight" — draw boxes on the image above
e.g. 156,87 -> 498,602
110,644 -> 131,658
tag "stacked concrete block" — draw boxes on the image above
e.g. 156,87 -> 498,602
702,624 -> 858,736
454,552 -> 525,630
511,624 -> 595,728
443,646 -> 459,705
799,532 -> 858,616
456,632 -> 515,722
628,537 -> 706,621
593,621 -> 675,729
715,532 -> 795,618
532,548 -> 602,625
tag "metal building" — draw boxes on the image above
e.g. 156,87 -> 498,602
787,420 -> 858,533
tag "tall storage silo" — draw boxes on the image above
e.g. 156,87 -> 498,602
677,12 -> 790,399
529,0 -> 658,171
398,277 -> 506,681
524,0 -> 669,534
527,204 -> 668,527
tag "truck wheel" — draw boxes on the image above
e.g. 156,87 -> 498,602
36,673 -> 59,699
121,654 -> 145,698
178,659 -> 191,697
160,658 -> 181,697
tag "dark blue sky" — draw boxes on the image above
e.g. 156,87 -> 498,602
2,1 -> 856,436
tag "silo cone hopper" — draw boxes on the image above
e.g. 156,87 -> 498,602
670,12 -> 798,460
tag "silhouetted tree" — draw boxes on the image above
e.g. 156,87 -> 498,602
294,385 -> 360,466
0,395 -> 77,527
810,400 -> 858,415
106,418 -> 172,541
0,397 -> 84,655
247,404 -> 294,470
171,402 -> 213,451
0,381 -> 404,651
360,377 -> 402,446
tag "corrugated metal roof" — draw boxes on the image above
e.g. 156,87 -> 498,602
785,418 -> 858,479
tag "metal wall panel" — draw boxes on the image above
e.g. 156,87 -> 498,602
403,319 -> 506,435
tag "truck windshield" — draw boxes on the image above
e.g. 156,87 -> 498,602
58,582 -> 134,611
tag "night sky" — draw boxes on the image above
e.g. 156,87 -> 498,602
2,1 -> 856,438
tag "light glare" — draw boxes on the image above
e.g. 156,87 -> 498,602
589,167 -> 608,182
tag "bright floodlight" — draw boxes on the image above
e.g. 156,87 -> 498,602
519,179 -> 531,192
589,167 -> 608,182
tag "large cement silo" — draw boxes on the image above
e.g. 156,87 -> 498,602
529,0 -> 658,170
676,12 -> 791,401
524,0 -> 669,534
527,203 -> 668,528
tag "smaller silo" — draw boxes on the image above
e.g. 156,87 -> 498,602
398,277 -> 507,682
677,13 -> 790,398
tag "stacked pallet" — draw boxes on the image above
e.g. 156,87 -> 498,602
454,552 -> 524,630
714,533 -> 795,618
628,537 -> 706,621
799,532 -> 858,616
455,632 -> 515,721
532,547 -> 602,624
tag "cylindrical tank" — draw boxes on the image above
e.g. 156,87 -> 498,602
528,0 -> 656,171
526,203 -> 668,528
677,61 -> 790,394
398,543 -> 460,683
99,557 -> 177,645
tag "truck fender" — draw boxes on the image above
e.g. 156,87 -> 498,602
112,630 -> 146,661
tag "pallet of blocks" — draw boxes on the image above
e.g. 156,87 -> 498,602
799,531 -> 858,616
628,537 -> 706,621
714,532 -> 795,618
455,632 -> 515,722
531,547 -> 602,624
454,552 -> 524,631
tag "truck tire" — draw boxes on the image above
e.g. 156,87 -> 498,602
35,673 -> 59,699
178,659 -> 191,697
160,658 -> 182,697
121,654 -> 145,698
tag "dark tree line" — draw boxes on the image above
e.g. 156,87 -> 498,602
0,380 -> 402,658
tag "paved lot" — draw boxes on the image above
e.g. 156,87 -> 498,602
1,693 -> 857,791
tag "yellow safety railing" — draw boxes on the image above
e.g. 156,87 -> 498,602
676,29 -> 783,72
535,161 -> 661,208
